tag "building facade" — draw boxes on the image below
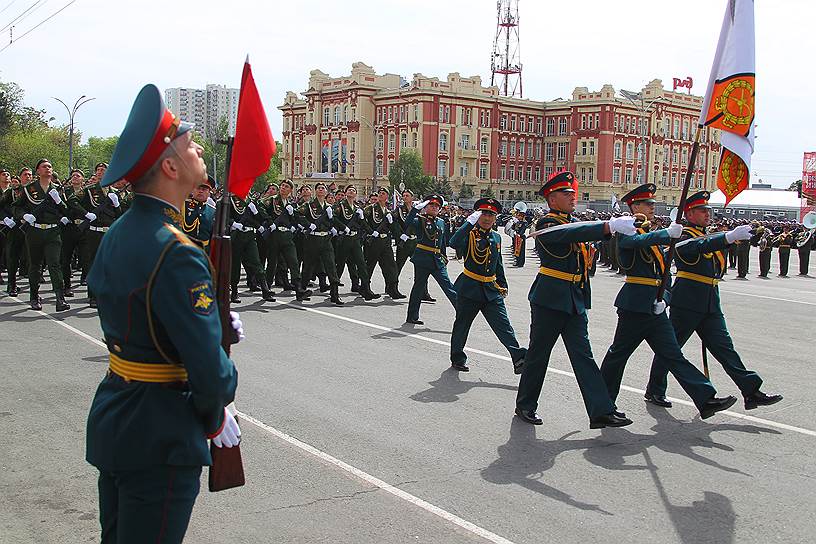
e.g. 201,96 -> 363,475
165,84 -> 239,141
279,63 -> 723,206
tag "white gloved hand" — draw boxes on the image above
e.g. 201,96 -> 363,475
415,200 -> 429,210
85,212 -> 97,222
211,408 -> 241,448
3,217 -> 15,228
23,213 -> 36,225
330,227 -> 338,236
258,225 -> 265,234
326,207 -> 333,219
652,300 -> 667,315
108,192 -> 120,207
268,223 -> 277,232
666,222 -> 683,239
231,221 -> 243,231
356,208 -> 364,219
309,223 -> 317,231
230,310 -> 245,341
48,188 -> 62,204
386,213 -> 393,224
466,211 -> 482,225
206,197 -> 216,207
399,233 -> 409,242
286,204 -> 294,215
248,202 -> 258,215
608,215 -> 637,235
344,226 -> 350,234
60,217 -> 69,225
725,224 -> 752,243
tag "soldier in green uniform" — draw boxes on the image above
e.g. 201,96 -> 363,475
228,192 -> 275,303
13,159 -> 71,311
181,175 -> 216,249
448,198 -> 526,374
364,187 -> 405,299
646,191 -> 783,411
333,184 -> 379,301
514,172 -> 635,428
60,169 -> 91,297
777,226 -> 793,277
85,84 -> 240,544
1,174 -> 25,296
404,194 -> 457,325
0,168 -> 9,285
599,184 -> 737,418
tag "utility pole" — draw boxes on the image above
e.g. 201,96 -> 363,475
53,95 -> 96,174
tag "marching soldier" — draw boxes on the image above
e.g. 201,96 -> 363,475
646,191 -> 782,411
60,169 -> 90,297
181,175 -> 216,248
364,187 -> 405,299
734,226 -> 751,279
0,168 -> 12,286
796,225 -> 813,276
1,174 -> 25,296
394,189 -> 418,273
777,226 -> 793,277
404,194 -> 457,325
261,179 -> 311,300
298,181 -> 347,305
12,159 -> 71,312
333,184 -> 379,301
504,203 -> 529,267
228,191 -> 275,303
599,184 -> 737,419
514,172 -> 635,428
447,198 -> 526,374
84,84 -> 239,544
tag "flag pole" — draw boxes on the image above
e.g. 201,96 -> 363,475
653,125 -> 703,313
211,136 -> 238,354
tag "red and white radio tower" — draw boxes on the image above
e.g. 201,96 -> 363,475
490,0 -> 523,98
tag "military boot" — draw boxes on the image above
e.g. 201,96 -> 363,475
230,284 -> 241,304
359,281 -> 380,301
30,288 -> 42,311
258,276 -> 276,302
329,283 -> 344,306
63,277 -> 74,298
318,274 -> 330,293
55,290 -> 70,312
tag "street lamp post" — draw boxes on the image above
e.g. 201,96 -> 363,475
620,89 -> 665,185
53,95 -> 96,175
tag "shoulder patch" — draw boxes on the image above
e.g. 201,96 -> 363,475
189,281 -> 216,315
164,223 -> 197,247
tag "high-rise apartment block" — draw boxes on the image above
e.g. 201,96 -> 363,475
165,84 -> 239,141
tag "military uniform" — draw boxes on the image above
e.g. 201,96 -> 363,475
85,84 -> 238,544
505,212 -> 529,267
74,183 -> 123,306
228,194 -> 274,302
261,185 -> 310,299
182,197 -> 215,248
734,237 -> 750,278
297,188 -> 347,305
60,180 -> 89,297
364,192 -> 404,299
777,230 -> 793,277
448,198 -> 526,372
797,229 -> 813,276
394,200 -> 418,274
1,183 -> 26,296
333,191 -> 379,301
756,230 -> 773,278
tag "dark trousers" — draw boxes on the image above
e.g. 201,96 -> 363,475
60,225 -> 83,289
365,237 -> 398,287
302,234 -> 339,285
98,465 -> 201,544
516,304 -> 613,419
406,264 -> 457,321
736,245 -> 750,277
778,247 -> 790,276
758,248 -> 772,277
600,310 -> 715,410
728,245 -> 737,268
513,236 -> 526,267
799,246 -> 811,275
647,307 -> 763,397
336,235 -> 369,289
4,228 -> 25,289
265,232 -> 301,284
395,239 -> 416,274
230,229 -> 263,289
450,295 -> 526,366
25,226 -> 63,295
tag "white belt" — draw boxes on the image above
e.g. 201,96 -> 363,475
376,233 -> 389,238
89,226 -> 110,233
239,226 -> 256,233
34,223 -> 57,230
310,231 -> 330,237
275,226 -> 291,232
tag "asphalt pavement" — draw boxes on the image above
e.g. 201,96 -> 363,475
1,236 -> 814,543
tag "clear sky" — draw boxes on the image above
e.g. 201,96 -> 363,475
1,0 -> 811,187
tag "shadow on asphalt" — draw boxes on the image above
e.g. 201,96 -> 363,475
410,367 -> 516,403
372,322 -> 451,340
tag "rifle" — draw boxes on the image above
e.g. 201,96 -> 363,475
207,137 -> 245,492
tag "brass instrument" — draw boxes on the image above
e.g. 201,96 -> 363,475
633,213 -> 651,231
796,211 -> 816,247
758,228 -> 772,251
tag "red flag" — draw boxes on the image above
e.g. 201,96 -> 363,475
228,58 -> 276,199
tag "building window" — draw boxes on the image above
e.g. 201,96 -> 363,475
500,138 -> 508,157
480,137 -> 489,154
581,141 -> 587,156
377,159 -> 383,176
444,105 -> 450,124
682,147 -> 688,165
614,142 -> 622,160
545,142 -> 554,161
535,141 -> 541,160
412,132 -> 418,147
557,142 -> 567,160
519,140 -> 525,157
546,118 -> 554,136
500,165 -> 507,180
626,142 -> 634,161
500,114 -> 507,130
460,162 -> 468,177
510,115 -> 517,131
509,139 -> 516,157
625,168 -> 632,184
614,115 -> 618,131
545,166 -> 553,180
400,132 -> 407,149
673,119 -> 680,139
682,119 -> 689,140
535,167 -> 540,181
526,166 -> 532,181
613,167 -> 621,183
581,114 -> 587,130
485,110 -> 491,128
323,107 -> 330,125
589,141 -> 596,156
461,134 -> 470,149
439,132 -> 448,152
438,159 -> 447,178
465,108 -> 471,126
479,163 -> 488,180
389,133 -> 396,151
377,134 -> 384,151
294,137 -> 300,155
413,104 -> 419,121
520,116 -> 526,132
558,118 -> 567,135
588,167 -> 594,182
672,147 -> 679,165
536,117 -> 542,134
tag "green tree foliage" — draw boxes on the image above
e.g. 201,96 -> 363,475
388,150 -> 434,196
457,182 -> 474,199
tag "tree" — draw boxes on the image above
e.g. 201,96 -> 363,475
457,182 -> 474,199
789,179 -> 802,197
388,150 -> 432,196
430,176 -> 453,199
481,184 -> 495,198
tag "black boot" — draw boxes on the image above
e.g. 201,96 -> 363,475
7,276 -> 18,297
387,283 -> 406,300
248,275 -> 260,292
30,290 -> 42,311
359,282 -> 380,301
330,283 -> 344,306
295,278 -> 312,301
230,285 -> 241,304
63,278 -> 74,298
258,276 -> 276,302
350,277 -> 360,293
318,274 -> 330,293
55,290 -> 70,312
282,279 -> 297,292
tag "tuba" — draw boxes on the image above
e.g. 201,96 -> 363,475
797,212 -> 816,247
758,229 -> 771,251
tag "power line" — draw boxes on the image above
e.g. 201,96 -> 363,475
0,0 -> 75,54
0,0 -> 43,33
10,0 -> 50,28
0,1 -> 21,16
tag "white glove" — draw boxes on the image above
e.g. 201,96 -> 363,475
48,188 -> 62,204
386,213 -> 393,224
108,192 -> 120,207
3,217 -> 15,228
399,233 -> 409,242
248,202 -> 258,215
666,222 -> 683,239
211,408 -> 241,448
725,224 -> 752,243
230,310 -> 245,341
344,226 -> 350,235
268,223 -> 277,232
356,208 -> 364,219
608,216 -> 637,235
652,300 -> 667,315
258,225 -> 265,234
466,211 -> 482,225
85,212 -> 97,222
206,197 -> 216,207
330,227 -> 338,236
231,221 -> 243,231
60,217 -> 69,225
415,200 -> 429,210
23,213 -> 36,225
326,207 -> 333,219
309,223 -> 317,231
286,204 -> 294,215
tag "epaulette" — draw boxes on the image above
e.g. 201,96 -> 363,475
164,223 -> 197,248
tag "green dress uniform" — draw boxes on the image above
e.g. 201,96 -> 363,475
1,185 -> 26,296
363,202 -> 404,299
777,231 -> 793,277
76,184 -> 123,305
85,84 -> 238,544
297,196 -> 347,304
261,193 -> 308,298
646,194 -> 780,409
60,184 -> 88,296
181,197 -> 215,248
405,197 -> 457,324
394,202 -> 418,274
333,197 -> 379,300
12,180 -> 70,309
227,194 -> 275,302
448,199 -> 526,371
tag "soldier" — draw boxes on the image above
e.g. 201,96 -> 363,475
1,174 -> 25,296
796,226 -> 813,276
777,226 -> 793,277
734,222 -> 751,279
181,175 -> 216,249
332,184 -> 379,301
514,172 -> 635,428
364,187 -> 405,299
0,168 -> 11,285
261,179 -> 311,300
599,184 -> 737,420
60,169 -> 91,297
404,194 -> 457,325
228,191 -> 275,303
298,181 -> 347,305
12,159 -> 71,311
504,204 -> 530,267
755,226 -> 773,278
448,198 -> 526,374
646,191 -> 782,411
84,84 -> 240,544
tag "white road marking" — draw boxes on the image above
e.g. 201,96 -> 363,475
719,290 -> 816,306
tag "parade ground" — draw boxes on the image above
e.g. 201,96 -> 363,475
2,236 -> 814,544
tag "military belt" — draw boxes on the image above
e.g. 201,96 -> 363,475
676,271 -> 719,286
275,226 -> 291,232
89,226 -> 110,233
538,266 -> 582,283
73,219 -> 84,225
463,268 -> 497,282
407,235 -> 417,240
310,231 -> 330,237
375,233 -> 389,238
416,243 -> 440,254
108,353 -> 189,383
346,230 -> 357,236
33,223 -> 58,230
780,245 -> 791,248
238,226 -> 256,233
625,276 -> 661,287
